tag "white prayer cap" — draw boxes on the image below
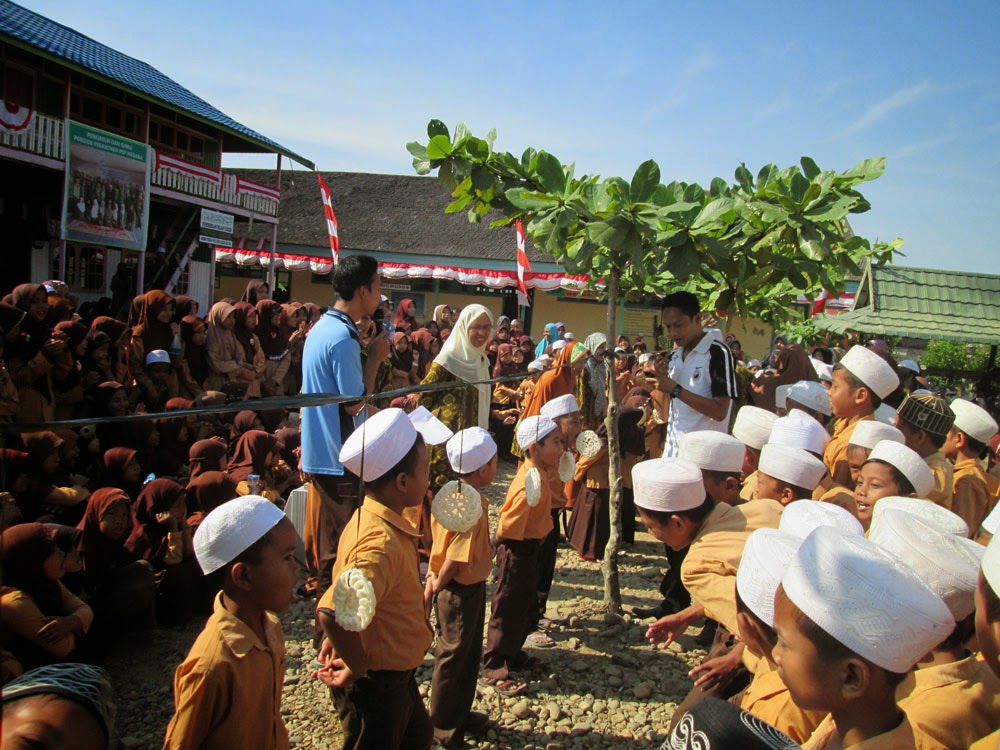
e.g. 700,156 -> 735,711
539,354 -> 552,362
983,535 -> 1000,599
551,339 -> 568,352
812,359 -> 834,383
679,431 -> 745,474
875,403 -> 898,425
786,381 -> 832,416
340,407 -> 452,482
867,441 -> 935,498
775,384 -> 793,410
564,331 -> 575,341
758,444 -> 827,491
527,359 -> 545,372
732,406 -> 777,450
747,359 -> 762,369
839,345 -> 900,399
899,359 -> 921,373
632,457 -> 706,513
869,496 -> 969,538
950,399 -> 999,444
737,529 -> 800,628
540,394 -> 580,420
194,495 -> 285,575
782,526 -> 955,673
869,509 -> 984,621
446,427 -> 497,475
637,352 -> 654,365
769,413 -> 830,455
779,499 -> 864,542
848,421 -> 905,451
145,349 -> 170,366
516,415 -> 559,451
982,501 -> 1000,536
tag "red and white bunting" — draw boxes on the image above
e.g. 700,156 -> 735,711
515,219 -> 532,307
154,150 -> 223,187
316,174 -> 340,264
235,176 -> 281,201
0,101 -> 34,132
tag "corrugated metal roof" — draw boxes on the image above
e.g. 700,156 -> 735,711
818,264 -> 1000,344
0,0 -> 313,169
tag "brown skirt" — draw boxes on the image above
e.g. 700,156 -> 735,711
567,486 -> 609,561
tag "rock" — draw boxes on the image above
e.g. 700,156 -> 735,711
283,674 -> 299,686
667,641 -> 684,654
640,566 -> 662,579
633,682 -> 653,700
512,699 -> 532,719
567,615 -> 582,628
570,659 -> 588,672
591,700 -> 606,714
120,737 -> 142,750
569,722 -> 593,737
607,675 -> 622,687
602,612 -> 623,626
546,702 -> 562,721
567,637 -> 581,650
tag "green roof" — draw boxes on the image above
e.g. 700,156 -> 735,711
817,264 -> 1000,345
0,0 -> 313,168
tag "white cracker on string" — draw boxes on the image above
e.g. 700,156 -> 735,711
525,467 -> 543,506
558,451 -> 576,483
332,566 -> 376,632
576,430 -> 602,458
431,480 -> 483,533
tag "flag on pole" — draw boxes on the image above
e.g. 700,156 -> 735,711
317,173 -> 340,265
515,219 -> 531,307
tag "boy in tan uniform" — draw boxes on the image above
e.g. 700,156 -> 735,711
944,398 -> 1000,536
753,444 -> 828,506
425,427 -> 497,748
731,405 -> 777,502
314,407 -> 452,749
823,346 -> 900,487
896,392 -> 956,509
972,536 -> 1000,749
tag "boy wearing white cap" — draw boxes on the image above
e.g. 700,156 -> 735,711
896,392 -> 957,510
482,415 -> 563,692
869,510 -> 1000,748
426,427 -> 498,748
731,405 -> 778,502
943,399 -> 1000,536
165,496 -> 298,750
972,537 -> 1000,748
314,407 -> 452,748
823,345 -> 900,487
680,431 -> 745,506
774,527 -> 955,749
853,440 -> 935,531
754,445 -> 827,506
785,380 -> 831,426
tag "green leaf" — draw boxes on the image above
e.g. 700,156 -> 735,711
426,135 -> 453,160
427,120 -> 449,139
798,224 -> 828,261
534,152 -> 566,194
587,215 -> 632,249
756,164 -> 779,190
800,156 -> 820,180
411,157 -> 431,175
789,172 -> 810,206
665,243 -> 701,281
735,163 -> 754,191
445,192 -> 473,213
692,197 -> 737,231
486,128 -> 497,151
505,188 -> 561,211
804,195 -> 858,221
630,160 -> 661,203
839,157 -> 886,185
715,287 -> 735,315
710,177 -> 729,198
579,183 -> 613,215
453,122 -> 470,144
406,141 -> 428,160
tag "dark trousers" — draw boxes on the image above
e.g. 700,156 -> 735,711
621,487 -> 636,545
531,509 -> 562,626
658,544 -> 692,610
430,580 -> 486,735
667,624 -> 751,733
484,538 -> 540,677
330,669 -> 432,750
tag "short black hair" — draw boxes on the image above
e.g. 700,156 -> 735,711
864,458 -> 917,495
702,469 -> 740,483
639,495 -> 716,525
367,435 -> 425,490
661,291 -> 700,318
959,429 -> 989,459
332,255 -> 379,301
833,364 -> 883,409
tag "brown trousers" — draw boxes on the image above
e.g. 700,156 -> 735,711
330,669 -> 432,750
483,538 -> 540,678
430,580 -> 486,734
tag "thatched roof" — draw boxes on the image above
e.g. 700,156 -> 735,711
231,169 -> 553,264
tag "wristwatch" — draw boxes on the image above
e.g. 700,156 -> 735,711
670,384 -> 683,399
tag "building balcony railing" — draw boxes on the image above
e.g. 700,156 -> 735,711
1,111 -> 279,218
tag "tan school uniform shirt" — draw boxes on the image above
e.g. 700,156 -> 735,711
952,458 -> 999,536
318,496 -> 433,672
823,414 -> 873,488
164,592 -> 288,750
428,491 -> 492,586
924,451 -> 955,509
739,470 -> 758,502
496,458 -> 553,542
803,712 -> 948,750
740,661 -> 827,745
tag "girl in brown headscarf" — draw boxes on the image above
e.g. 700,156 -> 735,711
229,410 -> 264,446
177,315 -> 209,400
227,430 -> 292,501
409,329 -> 440,382
3,284 -> 59,423
393,297 -> 418,333
240,278 -> 269,306
184,471 -> 238,534
127,290 -> 176,383
204,301 -> 257,397
256,299 -> 291,395
188,438 -> 228,480
388,332 -> 416,389
18,432 -> 89,524
750,344 -> 820,413
101,446 -> 143,501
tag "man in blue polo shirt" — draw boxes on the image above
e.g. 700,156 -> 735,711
301,255 -> 389,632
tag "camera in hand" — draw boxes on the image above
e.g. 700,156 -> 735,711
373,308 -> 384,335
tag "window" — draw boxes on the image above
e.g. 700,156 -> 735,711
61,245 -> 106,292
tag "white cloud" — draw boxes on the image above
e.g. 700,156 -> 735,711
841,81 -> 937,136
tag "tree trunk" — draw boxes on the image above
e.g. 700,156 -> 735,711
601,268 -> 623,612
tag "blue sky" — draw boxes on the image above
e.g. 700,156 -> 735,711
22,0 -> 1000,273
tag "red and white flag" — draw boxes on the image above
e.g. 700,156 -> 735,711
235,176 -> 280,201
317,174 -> 340,265
515,219 -> 531,307
154,150 -> 223,187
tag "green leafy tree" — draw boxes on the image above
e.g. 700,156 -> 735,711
409,121 -> 899,610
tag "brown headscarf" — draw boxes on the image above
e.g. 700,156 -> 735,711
205,302 -> 242,366
750,344 -> 820,412
186,471 -> 238,514
102,447 -> 139,491
77,487 -> 132,588
0,522 -> 62,615
132,290 -> 174,353
188,438 -> 228,480
232,302 -> 258,362
255,300 -> 288,358
230,410 -> 263,442
227,430 -> 277,483
180,315 -> 209,383
240,279 -> 269,306
124,478 -> 186,564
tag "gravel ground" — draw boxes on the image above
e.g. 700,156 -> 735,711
107,460 -> 707,749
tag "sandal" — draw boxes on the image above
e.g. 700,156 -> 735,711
526,631 -> 555,648
479,675 -> 526,696
537,617 -> 560,631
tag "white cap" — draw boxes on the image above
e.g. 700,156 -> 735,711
984,535 -> 1000,599
564,331 -> 575,341
679,431 -> 745,474
340,407 -> 452,482
748,359 -> 762,369
637,352 -> 654,365
950,399 -> 999,444
145,349 -> 170,366
899,359 -> 920,373
869,509 -> 984,621
446,427 -> 497,475
632,457 -> 706,513
551,339 -> 568,352
769,413 -> 830,455
839,345 -> 900,399
779,499 -> 864,542
516,415 -> 558,451
875,403 -> 898,425
775,384 -> 793,410
194,495 -> 284,575
870,496 -> 969,538
785,381 -> 831,416
812,360 -> 834,383
527,359 -> 545,372
732,406 -> 777,450
737,529 -> 800,628
782,526 -> 955,673
982,501 -> 1000,536
849,421 -> 905,450
540,394 -> 580,420
867,441 -> 935,498
758,444 -> 827,490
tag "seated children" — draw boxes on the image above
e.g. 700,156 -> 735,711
753,444 -> 827,506
972,536 -> 1000,748
943,399 -> 999,536
426,427 -> 497,748
164,495 -> 298,749
853,440 -> 934,531
774,526 -> 955,748
314,407 -> 451,748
